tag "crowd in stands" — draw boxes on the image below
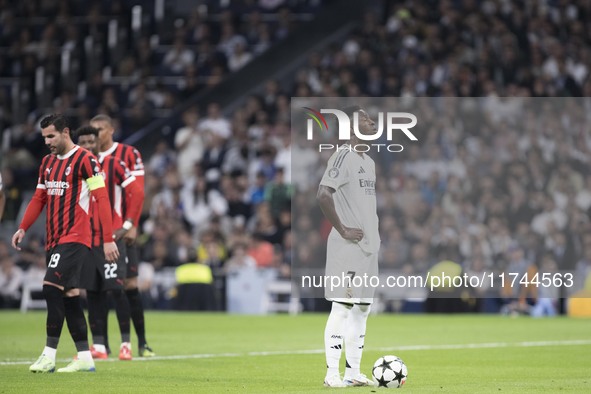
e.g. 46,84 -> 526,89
0,0 -> 312,177
2,0 -> 591,313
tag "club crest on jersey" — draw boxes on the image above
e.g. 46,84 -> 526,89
65,166 -> 71,176
328,168 -> 339,178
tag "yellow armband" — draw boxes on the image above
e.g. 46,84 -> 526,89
86,175 -> 106,191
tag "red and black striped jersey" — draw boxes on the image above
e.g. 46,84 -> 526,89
100,142 -> 145,220
35,146 -> 102,250
100,142 -> 144,186
91,156 -> 142,247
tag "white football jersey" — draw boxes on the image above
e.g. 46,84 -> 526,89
320,148 -> 380,253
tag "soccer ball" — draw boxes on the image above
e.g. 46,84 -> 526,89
371,355 -> 408,388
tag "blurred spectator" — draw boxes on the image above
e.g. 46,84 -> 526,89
163,37 -> 195,75
227,38 -> 253,72
181,177 -> 228,234
148,140 -> 176,177
138,260 -> 156,309
264,167 -> 293,220
248,233 -> 275,268
175,108 -> 205,179
0,256 -> 23,308
172,249 -> 216,311
225,242 -> 257,273
199,103 -> 231,140
247,171 -> 268,207
197,230 -> 228,270
530,254 -> 559,317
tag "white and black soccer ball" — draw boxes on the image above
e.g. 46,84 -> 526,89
372,355 -> 408,388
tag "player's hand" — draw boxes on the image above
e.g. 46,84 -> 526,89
104,241 -> 120,263
113,227 -> 128,241
123,226 -> 137,245
339,226 -> 364,243
11,229 -> 25,250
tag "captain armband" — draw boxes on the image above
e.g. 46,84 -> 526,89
86,175 -> 106,191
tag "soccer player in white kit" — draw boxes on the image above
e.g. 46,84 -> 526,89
317,106 -> 380,387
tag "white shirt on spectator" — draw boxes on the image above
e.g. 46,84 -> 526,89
199,117 -> 231,140
164,45 -> 195,74
531,209 -> 568,235
180,181 -> 228,230
175,126 -> 205,179
0,261 -> 23,300
274,144 -> 291,184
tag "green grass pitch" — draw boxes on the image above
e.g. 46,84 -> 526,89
1,311 -> 590,393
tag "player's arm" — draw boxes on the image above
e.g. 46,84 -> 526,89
317,185 -> 363,243
88,176 -> 120,262
12,170 -> 48,250
130,147 -> 145,191
114,176 -> 144,241
115,160 -> 144,243
84,158 -> 119,262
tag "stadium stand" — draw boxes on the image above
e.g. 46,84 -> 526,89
1,0 -> 591,313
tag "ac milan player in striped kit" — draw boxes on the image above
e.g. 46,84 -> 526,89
75,125 -> 144,361
90,114 -> 155,357
12,114 -> 119,373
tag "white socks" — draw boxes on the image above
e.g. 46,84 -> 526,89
41,346 -> 93,363
42,346 -> 57,362
324,302 -> 351,377
77,350 -> 93,363
344,304 -> 371,378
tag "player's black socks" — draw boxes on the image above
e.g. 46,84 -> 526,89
126,288 -> 147,347
86,290 -> 106,345
43,285 -> 65,348
64,296 -> 90,351
111,289 -> 131,343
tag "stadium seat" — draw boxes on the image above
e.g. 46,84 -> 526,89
20,282 -> 46,313
262,280 -> 302,315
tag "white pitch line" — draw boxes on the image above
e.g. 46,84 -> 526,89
2,339 -> 591,366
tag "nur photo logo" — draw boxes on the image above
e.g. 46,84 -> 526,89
304,107 -> 418,152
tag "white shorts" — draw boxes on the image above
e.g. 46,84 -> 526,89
325,233 -> 378,304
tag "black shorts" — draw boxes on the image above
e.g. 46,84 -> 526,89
125,243 -> 139,279
80,240 -> 127,291
45,243 -> 90,290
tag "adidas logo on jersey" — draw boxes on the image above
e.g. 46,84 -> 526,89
358,167 -> 366,174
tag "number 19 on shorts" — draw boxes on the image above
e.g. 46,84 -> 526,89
48,253 -> 61,268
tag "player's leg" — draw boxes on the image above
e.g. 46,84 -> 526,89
61,287 -> 95,371
104,241 -> 132,360
111,289 -> 132,359
87,290 -> 108,357
343,251 -> 378,387
343,303 -> 373,386
323,301 -> 351,387
39,243 -> 95,372
103,292 -> 111,355
125,243 -> 154,357
81,247 -> 108,358
29,279 -> 64,373
322,236 -> 353,387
